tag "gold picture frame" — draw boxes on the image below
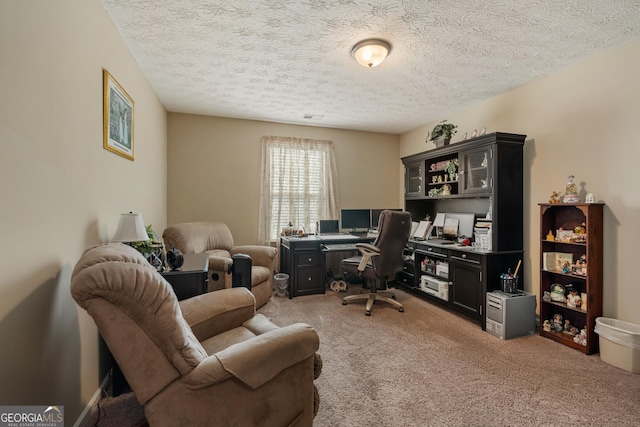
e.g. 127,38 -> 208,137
103,69 -> 135,160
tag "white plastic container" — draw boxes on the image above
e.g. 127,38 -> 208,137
594,317 -> 640,374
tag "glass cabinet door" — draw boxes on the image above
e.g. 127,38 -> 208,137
405,162 -> 423,197
460,147 -> 492,194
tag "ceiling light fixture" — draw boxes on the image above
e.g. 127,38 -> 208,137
350,38 -> 391,68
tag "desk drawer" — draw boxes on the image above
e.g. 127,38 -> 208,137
296,266 -> 324,294
296,252 -> 322,267
416,244 -> 448,257
450,251 -> 482,264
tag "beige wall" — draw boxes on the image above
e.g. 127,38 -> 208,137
400,38 -> 640,324
0,0 -> 167,421
167,114 -> 400,245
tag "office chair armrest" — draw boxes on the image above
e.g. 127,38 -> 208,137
355,243 -> 380,271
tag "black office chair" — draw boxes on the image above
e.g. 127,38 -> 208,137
341,210 -> 412,315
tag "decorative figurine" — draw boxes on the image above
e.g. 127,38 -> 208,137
563,174 -> 580,203
550,284 -> 566,303
564,319 -> 572,333
572,255 -> 587,276
572,223 -> 587,243
574,329 -> 587,346
566,290 -> 582,308
548,191 -> 562,204
586,193 -> 595,203
552,314 -> 564,332
543,319 -> 551,332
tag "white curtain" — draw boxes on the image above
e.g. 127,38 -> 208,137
258,135 -> 339,245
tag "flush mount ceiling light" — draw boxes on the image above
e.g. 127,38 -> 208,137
350,38 -> 392,68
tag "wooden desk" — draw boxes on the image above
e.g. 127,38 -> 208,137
279,234 -> 374,298
161,253 -> 209,300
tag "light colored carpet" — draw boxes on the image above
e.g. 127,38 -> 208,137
259,286 -> 640,427
90,286 -> 639,426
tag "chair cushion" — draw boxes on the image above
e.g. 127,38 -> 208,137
199,314 -> 280,355
342,255 -> 375,279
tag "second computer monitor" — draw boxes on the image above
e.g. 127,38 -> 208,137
371,208 -> 403,229
340,209 -> 371,232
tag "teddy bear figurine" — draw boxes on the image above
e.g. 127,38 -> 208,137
548,191 -> 562,204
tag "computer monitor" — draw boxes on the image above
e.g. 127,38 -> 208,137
371,208 -> 403,229
340,209 -> 371,232
443,212 -> 475,239
318,219 -> 339,234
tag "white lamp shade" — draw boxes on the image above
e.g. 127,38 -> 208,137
351,39 -> 391,68
113,212 -> 149,242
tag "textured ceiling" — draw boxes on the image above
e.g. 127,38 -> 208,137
100,0 -> 640,134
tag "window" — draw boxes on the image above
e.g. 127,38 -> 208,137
258,136 -> 339,244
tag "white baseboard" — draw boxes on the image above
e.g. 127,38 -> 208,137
73,372 -> 112,427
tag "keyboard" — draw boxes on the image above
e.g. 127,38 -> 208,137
322,243 -> 359,252
316,234 -> 360,240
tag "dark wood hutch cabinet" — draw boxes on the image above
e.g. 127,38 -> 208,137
399,132 -> 526,329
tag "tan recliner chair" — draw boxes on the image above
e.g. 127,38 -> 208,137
162,221 -> 278,308
71,243 -> 320,427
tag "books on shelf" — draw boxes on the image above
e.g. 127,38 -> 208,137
542,252 -> 573,272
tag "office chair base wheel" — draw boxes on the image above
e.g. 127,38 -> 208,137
342,300 -> 348,305
398,307 -> 404,313
365,310 -> 371,316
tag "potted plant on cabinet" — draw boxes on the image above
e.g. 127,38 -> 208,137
427,120 -> 458,147
446,158 -> 459,181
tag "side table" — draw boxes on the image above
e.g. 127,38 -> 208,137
161,253 -> 209,300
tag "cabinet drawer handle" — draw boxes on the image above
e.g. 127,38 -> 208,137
308,258 -> 312,262
308,277 -> 312,281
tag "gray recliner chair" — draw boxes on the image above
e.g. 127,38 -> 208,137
341,210 -> 412,315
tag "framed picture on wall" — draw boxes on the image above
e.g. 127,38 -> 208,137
103,69 -> 135,160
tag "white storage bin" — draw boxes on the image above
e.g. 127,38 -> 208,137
595,317 -> 640,374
